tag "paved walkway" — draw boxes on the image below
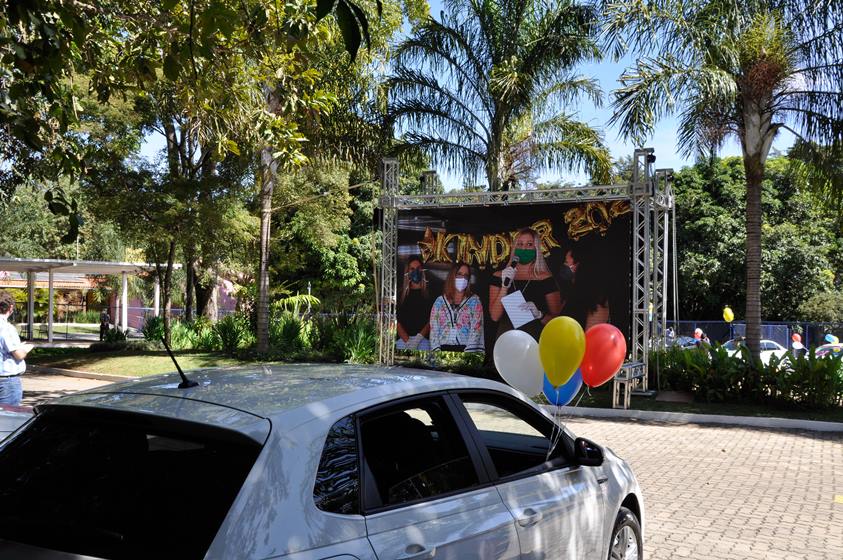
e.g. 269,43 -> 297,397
567,417 -> 843,560
18,374 -> 843,559
21,374 -> 112,408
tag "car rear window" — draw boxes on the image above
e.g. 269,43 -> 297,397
0,406 -> 263,559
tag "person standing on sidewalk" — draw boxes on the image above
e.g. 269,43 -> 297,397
99,308 -> 111,341
0,291 -> 34,405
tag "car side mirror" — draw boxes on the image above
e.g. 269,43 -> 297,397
574,437 -> 603,467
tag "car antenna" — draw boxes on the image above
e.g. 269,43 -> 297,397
160,336 -> 199,389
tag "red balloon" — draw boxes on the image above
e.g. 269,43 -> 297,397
580,324 -> 627,388
791,333 -> 802,343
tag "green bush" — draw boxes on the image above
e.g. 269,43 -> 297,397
651,344 -> 843,408
191,318 -> 221,351
141,316 -> 166,342
334,317 -> 378,364
215,313 -> 253,356
270,311 -> 306,354
103,327 -> 127,343
68,310 -> 102,323
170,320 -> 197,350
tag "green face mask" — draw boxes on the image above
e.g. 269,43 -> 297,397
514,248 -> 536,264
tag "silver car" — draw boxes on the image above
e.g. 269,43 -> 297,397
0,364 -> 644,559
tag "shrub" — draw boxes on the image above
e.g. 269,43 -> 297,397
103,327 -> 127,343
141,316 -> 166,343
270,311 -> 306,354
214,313 -> 253,356
314,315 -> 379,364
651,344 -> 843,408
69,310 -> 101,323
170,320 -> 197,350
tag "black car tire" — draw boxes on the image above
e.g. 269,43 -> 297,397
607,506 -> 642,560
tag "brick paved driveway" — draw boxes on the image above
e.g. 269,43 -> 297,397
565,417 -> 843,559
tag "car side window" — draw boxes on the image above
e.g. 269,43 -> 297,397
761,341 -> 773,351
359,396 -> 480,509
314,416 -> 360,515
457,393 -> 569,479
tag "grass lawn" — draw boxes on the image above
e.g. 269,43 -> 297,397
28,347 -> 245,377
572,384 -> 843,423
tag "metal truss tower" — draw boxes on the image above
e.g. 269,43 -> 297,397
378,158 -> 399,365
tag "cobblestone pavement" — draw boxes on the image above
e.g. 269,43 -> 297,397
565,417 -> 843,560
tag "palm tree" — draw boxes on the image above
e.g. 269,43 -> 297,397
389,0 -> 612,191
602,0 -> 843,356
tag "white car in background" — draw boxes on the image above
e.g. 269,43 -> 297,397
722,339 -> 788,365
0,364 -> 644,560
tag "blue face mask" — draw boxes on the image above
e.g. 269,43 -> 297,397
409,269 -> 423,283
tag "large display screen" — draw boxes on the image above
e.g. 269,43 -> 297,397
394,200 -> 631,354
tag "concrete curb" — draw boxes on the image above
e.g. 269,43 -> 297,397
26,364 -> 137,383
542,404 -> 843,433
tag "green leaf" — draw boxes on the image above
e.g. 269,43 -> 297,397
163,54 -> 180,81
161,0 -> 179,10
316,0 -> 336,21
334,1 -> 361,61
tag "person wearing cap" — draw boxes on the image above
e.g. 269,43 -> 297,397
0,291 -> 34,405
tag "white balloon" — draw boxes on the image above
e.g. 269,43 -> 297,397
792,341 -> 804,350
493,330 -> 544,396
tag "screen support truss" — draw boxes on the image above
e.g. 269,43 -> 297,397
377,149 -> 676,384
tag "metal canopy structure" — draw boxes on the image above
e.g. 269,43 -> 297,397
377,148 -> 677,391
0,258 -> 179,342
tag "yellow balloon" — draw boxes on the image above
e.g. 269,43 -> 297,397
539,316 -> 586,387
723,306 -> 734,323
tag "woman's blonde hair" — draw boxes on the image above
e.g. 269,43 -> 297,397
508,228 -> 549,276
399,257 -> 428,304
443,263 -> 473,304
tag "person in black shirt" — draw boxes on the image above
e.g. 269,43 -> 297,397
396,257 -> 433,350
489,228 -> 562,341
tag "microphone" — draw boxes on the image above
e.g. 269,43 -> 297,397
502,256 -> 520,288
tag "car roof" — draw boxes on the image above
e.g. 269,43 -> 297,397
53,364 -> 510,428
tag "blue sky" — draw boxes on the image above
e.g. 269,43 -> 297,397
143,0 -> 797,189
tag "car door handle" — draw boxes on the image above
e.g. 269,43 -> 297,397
397,544 -> 437,560
597,477 -> 609,484
517,508 -> 543,527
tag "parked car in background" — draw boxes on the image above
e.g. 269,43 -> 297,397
815,343 -> 843,359
722,338 -> 788,365
0,364 -> 645,560
670,336 -> 700,349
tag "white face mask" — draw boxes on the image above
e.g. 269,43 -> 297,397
455,278 -> 469,292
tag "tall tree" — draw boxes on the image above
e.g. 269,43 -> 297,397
603,0 -> 843,356
389,0 -> 611,191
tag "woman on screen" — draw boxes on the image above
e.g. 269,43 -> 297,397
429,263 -> 484,352
396,257 -> 433,351
489,227 -> 562,340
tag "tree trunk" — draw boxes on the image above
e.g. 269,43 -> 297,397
743,154 -> 764,358
184,252 -> 195,322
155,240 -> 177,347
194,272 -> 216,320
256,145 -> 277,353
740,101 -> 776,359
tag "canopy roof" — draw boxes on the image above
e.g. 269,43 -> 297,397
0,257 -> 179,275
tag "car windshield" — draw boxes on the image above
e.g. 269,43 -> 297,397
722,340 -> 743,351
0,406 -> 262,559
